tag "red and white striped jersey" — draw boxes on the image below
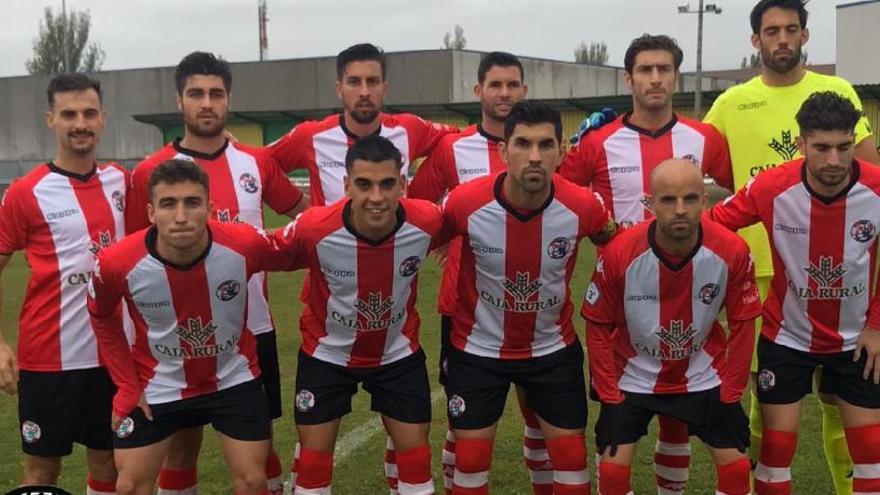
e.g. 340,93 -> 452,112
274,197 -> 442,368
710,158 -> 880,353
269,113 -> 456,206
559,114 -> 732,227
408,124 -> 505,315
440,173 -> 615,359
88,222 -> 296,416
581,220 -> 761,395
127,139 -> 303,336
0,162 -> 127,372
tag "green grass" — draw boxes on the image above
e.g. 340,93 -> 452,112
0,210 -> 834,493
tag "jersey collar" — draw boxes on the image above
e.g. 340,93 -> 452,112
339,114 -> 383,141
47,161 -> 97,182
801,159 -> 861,205
172,138 -> 229,161
622,112 -> 678,138
341,199 -> 406,246
647,220 -> 703,272
493,172 -> 555,222
145,225 -> 214,271
477,124 -> 503,143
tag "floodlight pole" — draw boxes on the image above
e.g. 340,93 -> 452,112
678,1 -> 722,118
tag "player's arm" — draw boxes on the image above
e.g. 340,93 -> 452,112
125,166 -> 153,233
271,216 -> 311,272
408,145 -> 452,203
259,152 -> 309,219
581,257 -> 624,404
0,254 -> 18,395
582,190 -> 617,246
703,127 -> 734,192
0,183 -> 28,395
707,177 -> 763,232
721,246 -> 761,402
558,140 -> 596,187
855,271 -> 880,384
409,116 -> 458,159
267,124 -> 310,174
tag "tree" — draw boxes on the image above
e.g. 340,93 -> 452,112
26,6 -> 105,75
443,25 -> 467,50
574,41 -> 608,65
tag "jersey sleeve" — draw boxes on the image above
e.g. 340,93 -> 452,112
268,124 -> 312,174
702,126 -> 734,191
558,140 -> 597,187
580,252 -> 622,325
232,223 -> 298,274
0,181 -> 31,254
407,116 -> 458,159
582,252 -> 625,403
708,177 -> 763,232
271,215 -> 312,271
581,189 -> 617,246
126,164 -> 153,234
724,246 -> 762,322
87,255 -> 141,418
258,151 -> 305,215
436,190 -> 466,248
408,142 -> 453,202
703,92 -> 728,138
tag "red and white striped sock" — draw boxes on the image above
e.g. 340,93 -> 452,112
452,438 -> 493,494
385,436 -> 400,494
86,474 -> 116,495
653,415 -> 690,494
520,405 -> 553,494
545,435 -> 590,494
754,429 -> 797,495
598,461 -> 633,495
291,442 -> 301,488
442,427 -> 456,495
265,449 -> 283,495
715,458 -> 751,495
396,444 -> 434,495
845,424 -> 880,495
157,467 -> 198,495
294,448 -> 333,495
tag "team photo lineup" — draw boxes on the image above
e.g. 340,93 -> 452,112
3,0 -> 880,493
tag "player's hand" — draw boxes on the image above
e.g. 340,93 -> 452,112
110,394 -> 153,432
568,107 -> 617,146
854,326 -> 880,384
432,243 -> 449,268
0,339 -> 18,395
595,399 -> 626,457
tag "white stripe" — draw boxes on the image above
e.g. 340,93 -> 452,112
754,463 -> 791,482
854,462 -> 880,479
620,250 -> 661,393
773,183 -> 814,351
445,429 -> 456,443
605,127 -> 647,225
453,469 -> 488,488
384,462 -> 398,477
465,202 -> 507,358
386,436 -> 396,450
529,469 -> 554,484
293,486 -> 331,495
524,426 -> 544,439
554,468 -> 590,484
533,200 -> 577,355
397,479 -> 434,495
523,446 -> 550,461
655,440 -> 692,456
441,450 -> 456,465
312,126 -> 348,205
654,464 -> 689,482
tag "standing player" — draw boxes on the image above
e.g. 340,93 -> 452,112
709,92 -> 880,495
410,52 -> 557,495
89,159 -> 297,495
0,74 -> 123,494
582,159 -> 758,495
274,136 -> 439,495
440,101 -> 616,494
559,34 -> 733,493
704,2 -> 880,489
126,52 -> 305,495
269,42 -> 456,207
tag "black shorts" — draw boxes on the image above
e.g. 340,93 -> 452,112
756,336 -> 880,407
294,349 -> 432,425
594,387 -> 749,454
439,315 -> 452,386
18,367 -> 115,457
445,342 -> 588,430
257,331 -> 282,419
113,379 -> 271,449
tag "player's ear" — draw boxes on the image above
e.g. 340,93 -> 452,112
176,92 -> 183,112
45,109 -> 53,128
147,201 -> 155,225
343,174 -> 351,197
498,141 -> 509,164
335,80 -> 343,101
623,70 -> 634,90
522,84 -> 528,98
801,27 -> 809,47
473,82 -> 482,99
796,135 -> 806,155
701,191 -> 709,209
750,33 -> 761,50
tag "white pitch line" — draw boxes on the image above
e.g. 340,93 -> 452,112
334,389 -> 446,465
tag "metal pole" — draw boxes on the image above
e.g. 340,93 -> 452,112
695,0 -> 704,118
62,0 -> 70,72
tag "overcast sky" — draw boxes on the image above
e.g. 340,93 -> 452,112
0,0 -> 853,78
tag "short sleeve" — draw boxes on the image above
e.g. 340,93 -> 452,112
268,124 -> 311,174
0,181 -> 32,254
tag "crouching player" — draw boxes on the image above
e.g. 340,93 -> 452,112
582,159 -> 759,495
274,135 -> 440,494
87,159 -> 297,495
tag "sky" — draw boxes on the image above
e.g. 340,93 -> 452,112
0,0 -> 854,78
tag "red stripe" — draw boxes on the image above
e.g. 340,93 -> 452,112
655,262 -> 693,393
127,292 -> 159,390
200,152 -> 240,224
639,131 -> 673,220
165,263 -> 219,398
807,196 -> 845,352
309,136 -> 327,206
500,213 -> 543,359
347,238 -> 395,366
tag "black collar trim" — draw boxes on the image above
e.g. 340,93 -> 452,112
47,161 -> 96,182
477,124 -> 503,143
339,114 -> 383,140
145,225 -> 213,271
647,220 -> 703,272
801,160 -> 860,205
622,112 -> 678,138
172,138 -> 229,161
341,200 -> 406,246
493,172 -> 554,222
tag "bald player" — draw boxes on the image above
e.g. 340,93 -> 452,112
582,159 -> 760,495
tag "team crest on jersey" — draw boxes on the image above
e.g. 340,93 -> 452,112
851,219 -> 876,243
295,389 -> 315,412
758,369 -> 776,392
21,420 -> 41,443
216,209 -> 241,224
398,255 -> 422,277
239,173 -> 259,194
88,230 -> 114,257
448,395 -> 466,418
111,190 -> 125,212
547,237 -> 572,260
698,283 -> 720,305
216,279 -> 241,301
116,417 -> 135,439
792,256 -> 865,300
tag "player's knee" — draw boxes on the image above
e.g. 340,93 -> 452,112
23,456 -> 61,485
86,449 -> 117,480
113,476 -> 140,495
233,469 -> 267,494
545,435 -> 587,470
454,438 -> 493,473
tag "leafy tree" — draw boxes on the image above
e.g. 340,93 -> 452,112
574,41 -> 608,65
26,6 -> 105,75
443,25 -> 467,50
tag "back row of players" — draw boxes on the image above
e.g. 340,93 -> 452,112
2,0 -> 880,494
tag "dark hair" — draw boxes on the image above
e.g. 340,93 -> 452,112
148,159 -> 210,200
337,43 -> 386,80
478,51 -> 524,84
624,34 -> 684,73
503,101 -> 562,142
46,73 -> 102,108
175,51 -> 232,94
344,135 -> 403,172
795,91 -> 862,137
750,0 -> 808,34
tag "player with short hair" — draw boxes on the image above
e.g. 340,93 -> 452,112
710,91 -> 880,494
275,135 -> 439,495
560,33 -> 733,493
439,101 -> 616,494
704,2 -> 880,489
89,159 -> 297,495
583,159 -> 758,495
0,73 -> 124,494
126,51 -> 305,495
